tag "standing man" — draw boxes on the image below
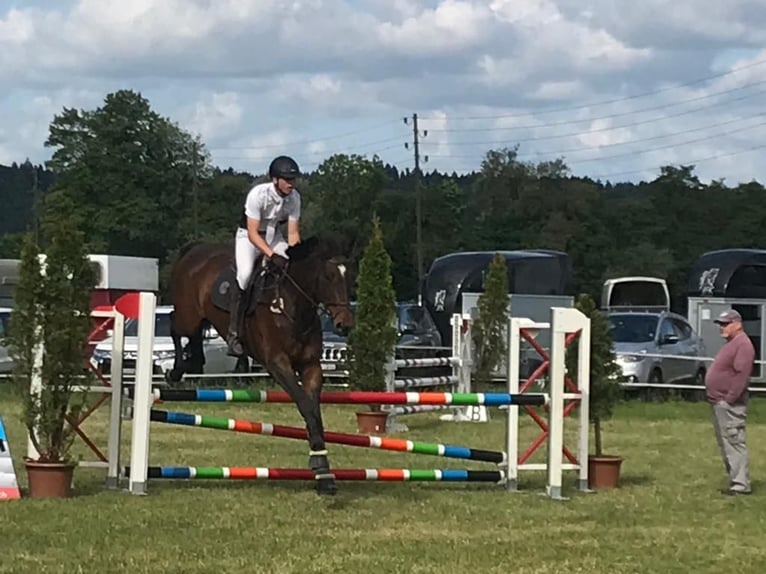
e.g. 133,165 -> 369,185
704,309 -> 755,495
227,155 -> 302,357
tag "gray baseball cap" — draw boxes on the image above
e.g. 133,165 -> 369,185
714,309 -> 742,324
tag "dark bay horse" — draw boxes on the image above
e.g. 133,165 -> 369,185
166,236 -> 354,496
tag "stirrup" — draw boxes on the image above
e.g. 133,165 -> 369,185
227,336 -> 244,357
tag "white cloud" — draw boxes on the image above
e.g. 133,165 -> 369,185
531,81 -> 586,100
185,92 -> 242,140
377,1 -> 490,54
0,0 -> 764,185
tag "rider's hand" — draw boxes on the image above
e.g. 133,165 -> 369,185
269,253 -> 289,271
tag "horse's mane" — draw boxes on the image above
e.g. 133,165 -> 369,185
287,234 -> 347,263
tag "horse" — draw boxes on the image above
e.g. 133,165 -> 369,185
166,235 -> 354,496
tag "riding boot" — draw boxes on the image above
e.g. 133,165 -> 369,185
227,285 -> 245,357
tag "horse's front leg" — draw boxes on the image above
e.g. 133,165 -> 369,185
299,361 -> 331,479
269,357 -> 336,496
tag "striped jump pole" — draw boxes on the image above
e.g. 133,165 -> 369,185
126,387 -> 548,407
131,466 -> 505,483
150,409 -> 506,464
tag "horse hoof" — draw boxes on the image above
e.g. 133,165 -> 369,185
165,369 -> 183,384
316,477 -> 337,496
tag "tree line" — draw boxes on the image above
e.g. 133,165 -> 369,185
1,89 -> 765,309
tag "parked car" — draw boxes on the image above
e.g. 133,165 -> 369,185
90,306 -> 240,377
608,311 -> 707,386
0,307 -> 12,374
318,302 -> 445,374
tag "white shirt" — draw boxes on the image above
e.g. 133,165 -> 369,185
243,182 -> 301,244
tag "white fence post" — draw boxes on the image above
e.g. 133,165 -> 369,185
128,292 -> 157,495
546,307 -> 590,500
505,317 -> 522,491
105,310 -> 125,489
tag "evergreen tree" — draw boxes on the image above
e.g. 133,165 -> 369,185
8,216 -> 97,462
473,254 -> 510,385
567,293 -> 623,456
347,215 -> 398,392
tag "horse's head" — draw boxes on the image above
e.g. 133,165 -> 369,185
287,236 -> 354,335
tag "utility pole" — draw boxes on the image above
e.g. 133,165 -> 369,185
31,166 -> 40,244
404,113 -> 428,305
192,138 -> 199,239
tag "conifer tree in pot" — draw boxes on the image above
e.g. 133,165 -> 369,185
567,293 -> 624,489
473,254 -> 509,386
347,216 -> 398,434
8,217 -> 97,498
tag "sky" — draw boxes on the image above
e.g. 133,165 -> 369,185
1,0 -> 765,184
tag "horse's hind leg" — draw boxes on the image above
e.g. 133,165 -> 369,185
186,329 -> 205,374
167,319 -> 187,383
270,359 -> 336,496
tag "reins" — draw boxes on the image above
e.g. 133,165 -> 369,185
267,264 -> 349,337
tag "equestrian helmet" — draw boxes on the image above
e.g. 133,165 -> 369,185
269,155 -> 301,179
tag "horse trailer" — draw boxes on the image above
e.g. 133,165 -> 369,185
686,249 -> 766,383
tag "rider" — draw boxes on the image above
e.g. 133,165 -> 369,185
227,155 -> 302,356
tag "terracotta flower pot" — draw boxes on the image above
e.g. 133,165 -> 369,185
356,410 -> 389,434
587,455 -> 623,490
24,459 -> 75,498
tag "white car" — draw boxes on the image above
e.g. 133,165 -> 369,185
90,305 -> 240,377
0,307 -> 12,374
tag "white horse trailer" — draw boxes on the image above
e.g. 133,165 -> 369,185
461,292 -> 574,379
686,249 -> 766,384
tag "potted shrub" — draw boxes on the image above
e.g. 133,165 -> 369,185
568,293 -> 625,489
347,215 -> 397,434
7,218 -> 97,498
473,253 -> 509,386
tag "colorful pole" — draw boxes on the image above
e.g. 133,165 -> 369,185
132,466 -> 505,483
127,388 -> 547,407
150,409 -> 506,464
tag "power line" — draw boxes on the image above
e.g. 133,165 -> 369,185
587,144 -> 766,181
423,79 -> 766,133
425,113 -> 766,160
419,57 -> 766,121
423,89 -> 766,147
555,119 -> 766,166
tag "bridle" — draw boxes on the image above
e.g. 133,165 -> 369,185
268,262 -> 351,333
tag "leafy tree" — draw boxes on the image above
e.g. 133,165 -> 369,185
473,254 -> 509,385
347,215 -> 398,392
305,154 -> 388,265
43,89 -> 211,260
603,242 -> 675,279
0,233 -> 25,258
8,216 -> 97,463
567,293 -> 623,456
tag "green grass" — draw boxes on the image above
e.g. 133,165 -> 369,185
1,384 -> 765,574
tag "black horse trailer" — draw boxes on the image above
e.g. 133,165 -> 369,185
422,250 -> 574,348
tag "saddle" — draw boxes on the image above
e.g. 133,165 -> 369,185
210,256 -> 284,314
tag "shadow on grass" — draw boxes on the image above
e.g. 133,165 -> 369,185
618,473 -> 653,487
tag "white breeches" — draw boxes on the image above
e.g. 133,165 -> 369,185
235,228 -> 289,290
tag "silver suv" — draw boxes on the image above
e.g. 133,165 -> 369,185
608,311 -> 707,386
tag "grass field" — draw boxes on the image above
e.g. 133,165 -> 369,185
1,384 -> 765,574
